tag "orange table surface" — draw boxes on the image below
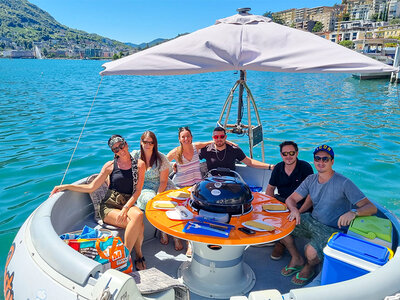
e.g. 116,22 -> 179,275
145,188 -> 295,246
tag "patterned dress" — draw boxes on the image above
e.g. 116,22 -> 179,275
131,150 -> 176,210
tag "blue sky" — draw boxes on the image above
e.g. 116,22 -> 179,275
29,0 -> 339,44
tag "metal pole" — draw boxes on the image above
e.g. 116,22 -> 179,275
236,70 -> 245,125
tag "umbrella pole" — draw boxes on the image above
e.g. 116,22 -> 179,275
217,71 -> 265,162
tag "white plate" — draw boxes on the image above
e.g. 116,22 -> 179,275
167,195 -> 189,200
166,206 -> 194,220
263,203 -> 289,213
242,220 -> 275,232
153,200 -> 178,210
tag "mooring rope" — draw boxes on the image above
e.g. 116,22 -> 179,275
59,76 -> 103,185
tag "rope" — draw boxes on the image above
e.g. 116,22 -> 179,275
59,76 -> 103,185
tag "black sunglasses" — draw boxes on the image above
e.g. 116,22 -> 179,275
281,151 -> 296,156
111,141 -> 126,153
142,140 -> 154,145
314,155 -> 332,162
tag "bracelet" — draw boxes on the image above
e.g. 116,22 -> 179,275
123,205 -> 129,209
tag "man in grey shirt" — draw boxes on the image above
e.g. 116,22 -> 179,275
280,144 -> 377,285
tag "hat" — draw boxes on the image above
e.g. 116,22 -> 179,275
108,136 -> 125,148
313,144 -> 334,159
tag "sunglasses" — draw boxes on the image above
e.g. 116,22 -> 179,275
281,151 -> 296,156
111,141 -> 126,153
213,134 -> 226,139
314,155 -> 332,162
142,140 -> 154,145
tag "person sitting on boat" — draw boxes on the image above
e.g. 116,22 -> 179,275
279,144 -> 377,285
198,126 -> 274,172
130,131 -> 182,251
167,126 -> 213,256
50,135 -> 147,270
266,141 -> 314,261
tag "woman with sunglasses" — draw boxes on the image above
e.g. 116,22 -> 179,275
130,131 -> 182,250
50,135 -> 147,270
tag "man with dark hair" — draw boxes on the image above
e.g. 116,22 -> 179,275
199,126 -> 274,171
266,141 -> 314,260
280,144 -> 377,285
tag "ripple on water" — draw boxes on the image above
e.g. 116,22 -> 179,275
0,59 -> 399,276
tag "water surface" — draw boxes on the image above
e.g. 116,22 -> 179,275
0,59 -> 399,289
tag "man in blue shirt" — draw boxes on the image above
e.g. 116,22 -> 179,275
280,144 -> 377,285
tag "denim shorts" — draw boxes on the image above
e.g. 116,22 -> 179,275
292,213 -> 342,260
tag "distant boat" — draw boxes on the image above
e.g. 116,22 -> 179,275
34,45 -> 44,59
352,39 -> 399,81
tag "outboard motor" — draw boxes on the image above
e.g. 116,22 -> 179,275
190,168 -> 253,219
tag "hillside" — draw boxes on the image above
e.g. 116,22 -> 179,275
0,0 -> 133,57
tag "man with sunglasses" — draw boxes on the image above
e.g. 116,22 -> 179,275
198,126 -> 274,172
279,144 -> 377,285
266,141 -> 314,260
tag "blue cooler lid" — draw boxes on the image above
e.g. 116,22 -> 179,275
327,232 -> 390,266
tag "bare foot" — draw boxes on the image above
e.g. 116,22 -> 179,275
173,237 -> 183,251
160,232 -> 169,245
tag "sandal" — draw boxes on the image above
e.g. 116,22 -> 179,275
160,232 -> 169,245
135,256 -> 146,271
281,265 -> 303,277
291,270 -> 315,285
270,242 -> 285,260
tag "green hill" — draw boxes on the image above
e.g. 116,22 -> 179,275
0,0 -> 132,55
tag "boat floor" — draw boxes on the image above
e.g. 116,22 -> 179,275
140,233 -> 318,300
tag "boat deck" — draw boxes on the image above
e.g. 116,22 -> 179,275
140,230 -> 314,299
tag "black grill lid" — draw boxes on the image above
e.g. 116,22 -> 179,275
191,168 -> 253,215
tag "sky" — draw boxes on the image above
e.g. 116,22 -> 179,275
28,0 -> 339,44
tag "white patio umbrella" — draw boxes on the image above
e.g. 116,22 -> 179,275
101,10 -> 398,76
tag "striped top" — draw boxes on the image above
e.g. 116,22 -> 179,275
174,145 -> 203,188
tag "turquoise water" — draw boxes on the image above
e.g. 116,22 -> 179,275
1,58 -> 399,290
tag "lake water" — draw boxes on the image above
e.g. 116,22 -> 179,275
0,58 -> 399,290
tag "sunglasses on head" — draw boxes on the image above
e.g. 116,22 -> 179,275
281,151 -> 296,156
142,140 -> 154,145
213,134 -> 226,139
111,141 -> 126,153
314,155 -> 332,162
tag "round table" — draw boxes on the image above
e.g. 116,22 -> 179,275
145,188 -> 295,299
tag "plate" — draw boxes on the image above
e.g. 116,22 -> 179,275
166,206 -> 194,220
167,195 -> 188,200
262,203 -> 289,213
153,200 -> 178,210
167,191 -> 190,200
242,220 -> 275,232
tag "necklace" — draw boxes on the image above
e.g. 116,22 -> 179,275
215,146 -> 227,161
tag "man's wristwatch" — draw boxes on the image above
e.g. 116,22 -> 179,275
351,208 -> 358,216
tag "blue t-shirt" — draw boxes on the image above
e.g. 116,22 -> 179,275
295,172 -> 366,228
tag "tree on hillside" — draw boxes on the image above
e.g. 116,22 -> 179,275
312,21 -> 324,32
263,11 -> 273,18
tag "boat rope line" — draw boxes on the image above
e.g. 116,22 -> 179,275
59,76 -> 103,185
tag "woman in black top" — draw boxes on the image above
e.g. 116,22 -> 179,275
51,135 -> 146,270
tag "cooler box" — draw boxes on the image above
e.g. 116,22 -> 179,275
321,232 -> 392,285
347,216 -> 392,249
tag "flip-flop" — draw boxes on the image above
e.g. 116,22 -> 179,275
281,265 -> 303,277
291,270 -> 315,285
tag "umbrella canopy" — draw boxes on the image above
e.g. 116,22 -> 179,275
101,12 -> 398,76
